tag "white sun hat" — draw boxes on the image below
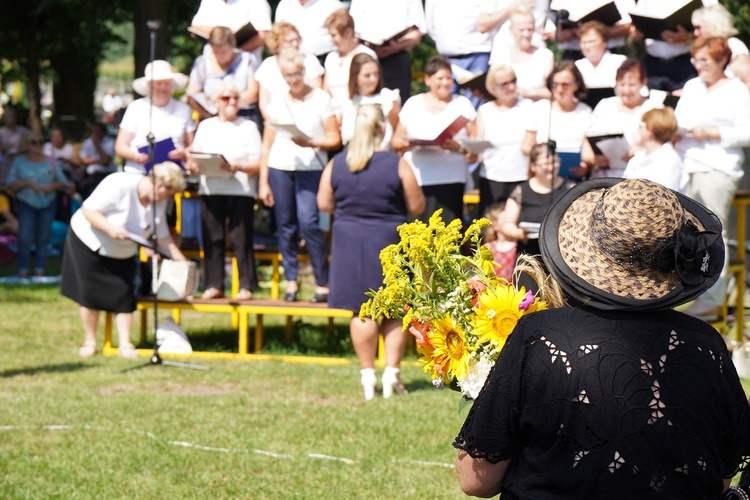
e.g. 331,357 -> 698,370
132,60 -> 188,96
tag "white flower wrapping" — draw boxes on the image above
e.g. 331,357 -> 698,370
458,351 -> 496,400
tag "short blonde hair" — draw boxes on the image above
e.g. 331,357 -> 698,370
210,81 -> 240,106
324,9 -> 354,35
641,108 -> 678,144
208,26 -> 236,48
266,22 -> 300,54
485,64 -> 516,99
277,47 -> 305,73
152,161 -> 187,192
18,131 -> 44,155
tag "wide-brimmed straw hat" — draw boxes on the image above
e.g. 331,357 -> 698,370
540,178 -> 724,311
132,60 -> 188,97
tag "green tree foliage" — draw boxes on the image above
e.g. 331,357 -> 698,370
0,0 -> 129,138
721,0 -> 750,44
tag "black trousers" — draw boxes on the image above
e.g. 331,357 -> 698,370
380,50 -> 412,102
200,195 -> 257,292
420,183 -> 465,226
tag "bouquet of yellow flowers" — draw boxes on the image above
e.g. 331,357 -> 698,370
360,210 -> 551,400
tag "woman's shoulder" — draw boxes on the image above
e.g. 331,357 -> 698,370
400,93 -> 426,112
166,98 -> 192,116
574,101 -> 593,114
373,150 -> 401,164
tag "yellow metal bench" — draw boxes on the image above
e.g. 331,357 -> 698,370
711,191 -> 750,341
103,297 -> 355,358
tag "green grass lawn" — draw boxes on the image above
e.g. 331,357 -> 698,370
0,277 -> 469,498
1,259 -> 748,498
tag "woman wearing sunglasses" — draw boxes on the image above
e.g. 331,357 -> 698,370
186,81 -> 262,300
6,131 -> 72,279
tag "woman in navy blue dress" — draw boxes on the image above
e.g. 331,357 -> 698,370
318,103 -> 424,400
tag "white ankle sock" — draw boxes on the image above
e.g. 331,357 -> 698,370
382,366 -> 399,380
360,368 -> 376,401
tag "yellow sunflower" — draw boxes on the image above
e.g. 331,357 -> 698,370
472,285 -> 528,347
428,315 -> 473,382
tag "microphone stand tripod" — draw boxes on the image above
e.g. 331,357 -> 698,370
125,20 -> 208,372
546,8 -> 569,160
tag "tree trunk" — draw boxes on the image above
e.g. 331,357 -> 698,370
50,56 -> 98,141
24,1 -> 43,133
133,0 -> 169,95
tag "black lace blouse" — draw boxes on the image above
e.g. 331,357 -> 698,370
454,307 -> 750,499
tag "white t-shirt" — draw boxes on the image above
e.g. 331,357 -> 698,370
482,0 -> 550,53
623,142 -> 686,193
102,94 -> 123,114
191,116 -> 261,197
191,0 -> 272,64
324,44 -> 376,112
274,0 -> 345,56
399,93 -> 477,186
70,172 -> 170,259
340,88 -> 401,149
575,51 -> 628,89
674,76 -> 750,178
255,54 -> 324,102
477,98 -> 532,182
588,96 -> 660,148
79,136 -> 116,175
189,51 -> 257,109
119,98 -> 197,175
425,0 -> 491,56
489,44 -> 554,92
266,88 -> 335,172
349,0 -> 427,47
43,143 -> 75,163
526,99 -> 592,150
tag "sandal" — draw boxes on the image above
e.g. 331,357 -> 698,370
201,287 -> 225,299
118,342 -> 139,359
236,288 -> 253,300
78,340 -> 97,358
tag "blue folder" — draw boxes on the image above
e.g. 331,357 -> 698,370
138,137 -> 183,173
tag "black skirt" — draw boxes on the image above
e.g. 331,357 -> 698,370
60,230 -> 137,313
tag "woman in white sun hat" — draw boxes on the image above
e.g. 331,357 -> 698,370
115,60 -> 197,175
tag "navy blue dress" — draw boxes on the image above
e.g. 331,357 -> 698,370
329,151 -> 407,313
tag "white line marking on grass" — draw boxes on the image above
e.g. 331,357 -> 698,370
251,449 -> 294,459
0,425 -> 448,468
169,441 -> 231,452
308,453 -> 355,465
391,459 -> 455,469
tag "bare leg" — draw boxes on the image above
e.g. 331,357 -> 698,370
350,317 -> 379,400
78,306 -> 99,357
350,317 -> 379,369
115,312 -> 133,347
381,318 -> 408,398
115,312 -> 138,358
381,318 -> 407,369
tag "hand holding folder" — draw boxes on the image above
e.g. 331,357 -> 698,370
137,138 -> 183,173
403,115 -> 471,147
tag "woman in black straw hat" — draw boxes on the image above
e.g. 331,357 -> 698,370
454,178 -> 750,498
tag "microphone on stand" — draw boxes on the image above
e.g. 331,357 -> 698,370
147,20 -> 162,32
552,9 -> 570,25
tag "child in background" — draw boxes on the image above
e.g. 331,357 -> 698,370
623,107 -> 685,193
484,202 -> 516,282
